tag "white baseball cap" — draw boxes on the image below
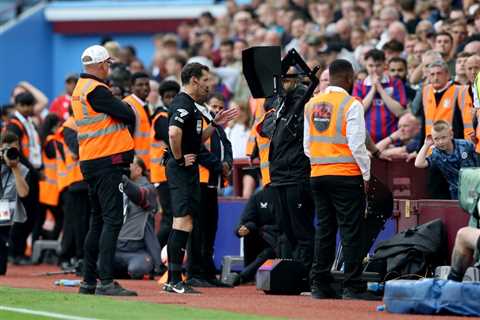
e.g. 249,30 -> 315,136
81,45 -> 111,65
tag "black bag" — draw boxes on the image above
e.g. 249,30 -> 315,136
366,219 -> 447,281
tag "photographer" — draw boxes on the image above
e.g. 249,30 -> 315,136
0,132 -> 30,275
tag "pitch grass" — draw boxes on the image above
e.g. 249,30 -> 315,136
0,286 -> 283,320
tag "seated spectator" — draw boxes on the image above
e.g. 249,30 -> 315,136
415,120 -> 479,199
448,226 -> 480,281
353,49 -> 407,142
114,157 -> 162,279
376,112 -> 421,160
49,74 -> 78,120
0,132 -> 30,275
232,187 -> 277,286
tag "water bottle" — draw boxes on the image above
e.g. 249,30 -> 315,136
54,279 -> 82,287
376,305 -> 385,312
367,282 -> 384,293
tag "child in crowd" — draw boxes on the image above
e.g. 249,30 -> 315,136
415,120 -> 479,199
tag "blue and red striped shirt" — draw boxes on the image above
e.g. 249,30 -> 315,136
353,75 -> 407,142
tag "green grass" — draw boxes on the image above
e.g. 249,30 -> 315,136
0,287 -> 282,320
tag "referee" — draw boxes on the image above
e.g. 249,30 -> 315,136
164,63 -> 237,294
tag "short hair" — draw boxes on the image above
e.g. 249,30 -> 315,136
388,56 -> 407,67
131,72 -> 150,85
0,131 -> 19,144
133,156 -> 147,177
329,59 -> 354,78
364,49 -> 386,62
208,93 -> 225,103
428,59 -> 449,71
432,120 -> 451,132
65,73 -> 79,84
220,39 -> 234,48
382,40 -> 404,53
158,80 -> 180,97
399,0 -> 415,12
435,32 -> 453,43
14,92 -> 36,106
457,52 -> 472,59
180,63 -> 210,85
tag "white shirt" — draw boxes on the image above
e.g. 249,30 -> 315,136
225,123 -> 249,159
304,86 -> 371,181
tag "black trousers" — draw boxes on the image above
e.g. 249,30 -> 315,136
33,203 -> 64,242
60,191 -> 76,262
0,226 -> 10,275
156,182 -> 173,249
310,175 -> 366,291
270,182 -> 315,270
83,167 -> 126,285
187,184 -> 219,279
241,231 -> 275,281
427,166 -> 451,199
61,188 -> 90,260
10,172 -> 39,258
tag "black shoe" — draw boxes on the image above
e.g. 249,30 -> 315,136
185,277 -> 215,288
311,285 -> 339,299
163,281 -> 201,294
207,278 -> 233,288
95,281 -> 137,296
78,282 -> 96,295
342,288 -> 382,301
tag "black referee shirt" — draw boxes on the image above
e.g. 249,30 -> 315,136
168,92 -> 203,156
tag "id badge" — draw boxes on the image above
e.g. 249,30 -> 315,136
0,200 -> 13,225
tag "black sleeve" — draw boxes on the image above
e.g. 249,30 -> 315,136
6,122 -> 23,144
44,140 -> 56,159
169,102 -> 193,129
121,176 -> 157,210
86,86 -> 135,125
197,145 -> 222,173
63,127 -> 79,157
154,116 -> 169,142
218,127 -> 233,167
236,193 -> 259,236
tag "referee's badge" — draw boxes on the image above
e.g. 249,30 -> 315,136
312,102 -> 333,132
461,151 -> 468,159
443,98 -> 451,108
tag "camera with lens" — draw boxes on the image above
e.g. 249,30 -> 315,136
1,147 -> 20,162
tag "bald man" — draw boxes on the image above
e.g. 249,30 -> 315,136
466,55 -> 480,84
376,112 -> 421,160
465,41 -> 480,55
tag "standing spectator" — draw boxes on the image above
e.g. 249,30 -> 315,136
353,49 -> 407,142
387,57 -> 417,104
434,32 -> 456,75
454,52 -> 472,85
10,82 -> 49,118
465,55 -> 480,84
50,74 -> 79,120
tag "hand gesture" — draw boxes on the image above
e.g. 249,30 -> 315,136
424,135 -> 434,147
405,152 -> 417,162
184,154 -> 196,166
469,131 -> 479,145
213,107 -> 239,127
238,225 -> 250,237
222,162 -> 231,177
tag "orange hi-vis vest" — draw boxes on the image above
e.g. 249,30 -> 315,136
422,83 -> 474,137
6,118 -> 32,158
199,118 -> 210,184
150,112 -> 168,183
62,117 -> 84,185
39,134 -> 59,206
123,94 -> 151,168
254,109 -> 274,186
305,91 -> 361,177
55,127 -> 69,192
71,77 -> 134,161
246,98 -> 266,157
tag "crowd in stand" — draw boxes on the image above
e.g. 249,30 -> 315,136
1,0 -> 480,283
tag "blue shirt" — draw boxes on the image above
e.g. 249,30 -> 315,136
427,139 -> 479,199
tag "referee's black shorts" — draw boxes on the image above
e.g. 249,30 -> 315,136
166,159 -> 201,217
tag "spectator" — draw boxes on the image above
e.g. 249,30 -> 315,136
376,112 -> 421,160
415,120 -> 479,199
399,0 -> 420,34
163,54 -> 186,84
50,74 -> 78,120
465,55 -> 480,84
434,32 -> 456,74
350,28 -> 366,51
454,52 -> 472,85
219,40 -> 236,68
387,57 -> 416,104
464,41 -> 480,55
409,49 -> 442,86
448,226 -> 480,282
10,81 -> 48,118
353,49 -> 407,142
382,40 -> 404,62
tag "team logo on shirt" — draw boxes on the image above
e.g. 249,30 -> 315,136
311,102 -> 333,132
260,202 -> 268,209
196,119 -> 202,134
461,151 -> 468,159
177,108 -> 189,117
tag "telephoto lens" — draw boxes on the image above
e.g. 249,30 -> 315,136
5,147 -> 19,161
